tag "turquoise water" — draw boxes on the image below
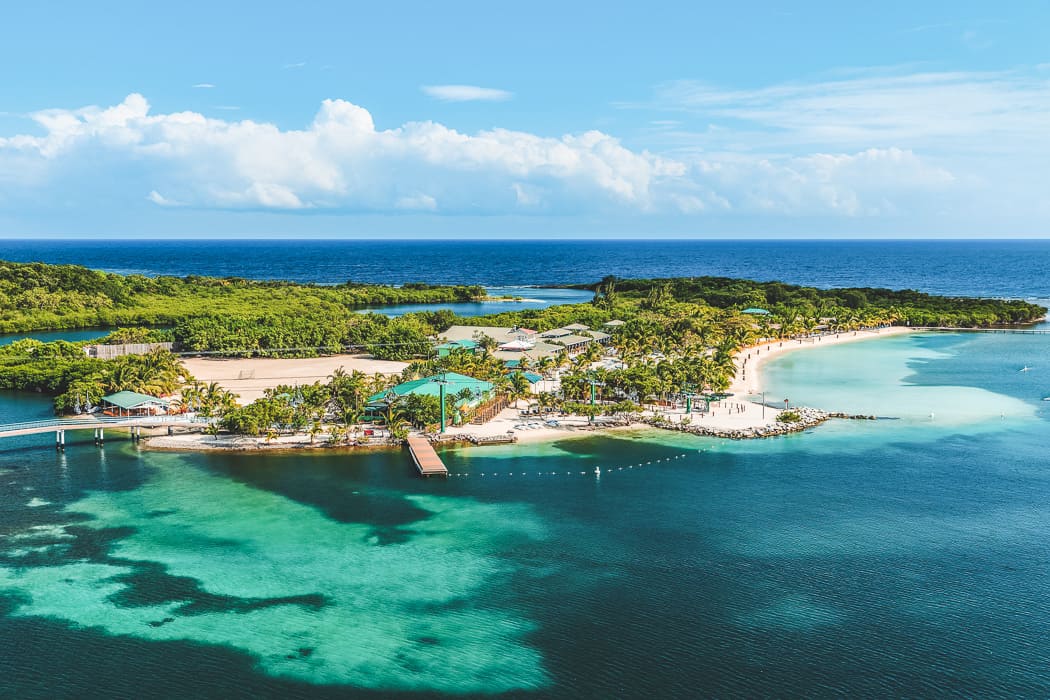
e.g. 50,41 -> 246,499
0,328 -> 107,346
1,331 -> 1049,696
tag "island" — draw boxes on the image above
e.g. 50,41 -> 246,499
0,261 -> 1044,453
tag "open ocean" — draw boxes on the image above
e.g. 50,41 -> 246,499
1,239 -> 1049,698
3,238 -> 1050,298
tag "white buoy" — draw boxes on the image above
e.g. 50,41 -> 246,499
594,466 -> 601,478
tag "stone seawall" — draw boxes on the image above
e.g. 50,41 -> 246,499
638,408 -> 879,440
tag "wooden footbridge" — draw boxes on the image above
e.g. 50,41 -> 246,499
406,436 -> 449,478
0,415 -> 202,449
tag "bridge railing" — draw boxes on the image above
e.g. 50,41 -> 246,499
0,414 -> 207,434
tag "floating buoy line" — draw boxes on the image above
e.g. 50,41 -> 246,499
446,452 -> 696,478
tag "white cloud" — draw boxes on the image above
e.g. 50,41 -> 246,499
512,183 -> 541,207
191,83 -> 216,89
0,90 -> 1010,223
147,190 -> 182,207
642,68 -> 1050,157
421,85 -> 513,102
688,148 -> 955,217
0,94 -> 687,214
395,193 -> 437,211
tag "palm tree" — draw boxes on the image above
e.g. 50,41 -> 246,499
491,374 -> 513,406
181,380 -> 204,413
473,332 -> 499,358
327,424 -> 347,445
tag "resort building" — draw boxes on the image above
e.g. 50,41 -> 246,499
365,372 -> 495,424
438,324 -> 611,364
434,339 -> 479,357
508,370 -> 544,394
100,391 -> 171,417
741,307 -> 771,316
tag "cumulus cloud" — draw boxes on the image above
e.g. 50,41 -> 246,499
0,94 -> 691,213
421,85 -> 513,102
688,148 -> 955,217
0,92 -> 966,220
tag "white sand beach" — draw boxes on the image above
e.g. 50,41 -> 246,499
730,326 -> 914,395
673,327 -> 916,431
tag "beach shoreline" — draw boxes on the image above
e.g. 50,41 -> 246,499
144,326 -> 915,452
730,326 -> 915,396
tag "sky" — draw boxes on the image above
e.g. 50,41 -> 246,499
0,1 -> 1048,239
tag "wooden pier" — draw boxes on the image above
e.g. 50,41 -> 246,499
406,436 -> 449,478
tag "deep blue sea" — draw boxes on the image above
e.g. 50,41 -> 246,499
1,239 -> 1049,697
3,238 -> 1050,298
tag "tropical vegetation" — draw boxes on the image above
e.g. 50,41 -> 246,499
0,264 -> 1044,430
0,260 -> 483,336
0,340 -> 188,414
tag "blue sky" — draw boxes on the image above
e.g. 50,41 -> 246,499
1,1 -> 1048,238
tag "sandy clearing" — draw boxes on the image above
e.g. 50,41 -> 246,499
181,354 -> 409,403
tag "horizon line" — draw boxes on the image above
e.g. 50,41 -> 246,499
2,237 -> 1050,243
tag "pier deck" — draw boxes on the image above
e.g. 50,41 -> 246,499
407,436 -> 449,478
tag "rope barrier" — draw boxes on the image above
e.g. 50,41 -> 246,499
446,452 -> 697,478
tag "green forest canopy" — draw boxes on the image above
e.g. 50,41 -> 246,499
0,260 -> 485,334
1,262 -> 1045,364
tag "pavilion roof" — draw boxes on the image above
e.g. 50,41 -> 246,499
101,391 -> 170,410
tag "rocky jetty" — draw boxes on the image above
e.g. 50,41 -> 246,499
639,407 -> 831,439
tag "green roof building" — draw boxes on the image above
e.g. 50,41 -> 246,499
509,370 -> 543,384
367,372 -> 494,410
101,391 -> 171,416
434,339 -> 479,357
742,307 -> 771,315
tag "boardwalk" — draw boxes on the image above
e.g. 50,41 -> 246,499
406,436 -> 449,478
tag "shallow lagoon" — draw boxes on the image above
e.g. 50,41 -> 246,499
0,330 -> 1049,697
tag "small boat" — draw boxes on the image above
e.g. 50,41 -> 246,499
594,466 -> 601,477
1020,366 -> 1032,372
1043,397 -> 1050,401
